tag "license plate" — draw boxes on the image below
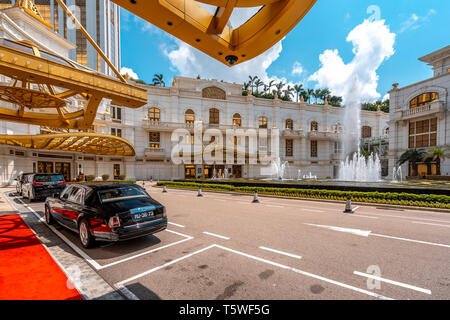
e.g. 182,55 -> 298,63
132,211 -> 154,222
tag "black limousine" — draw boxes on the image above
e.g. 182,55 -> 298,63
45,183 -> 167,248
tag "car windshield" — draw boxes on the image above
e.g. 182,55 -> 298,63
97,186 -> 148,203
34,174 -> 64,182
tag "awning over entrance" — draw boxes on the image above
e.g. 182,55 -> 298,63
0,132 -> 135,156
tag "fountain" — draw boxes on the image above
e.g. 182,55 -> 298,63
392,166 -> 403,183
303,172 -> 318,180
269,157 -> 289,180
338,152 -> 381,182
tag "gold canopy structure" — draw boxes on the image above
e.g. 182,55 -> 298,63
112,0 -> 317,66
0,38 -> 147,130
0,132 -> 135,156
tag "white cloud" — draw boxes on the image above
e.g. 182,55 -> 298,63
309,19 -> 396,104
399,9 -> 436,33
120,67 -> 139,79
164,38 -> 284,85
291,62 -> 304,76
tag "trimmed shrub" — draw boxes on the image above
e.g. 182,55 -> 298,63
102,174 -> 110,181
118,174 -> 126,180
86,174 -> 95,182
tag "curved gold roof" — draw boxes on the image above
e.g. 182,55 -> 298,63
0,38 -> 147,129
111,0 -> 317,66
0,132 -> 135,156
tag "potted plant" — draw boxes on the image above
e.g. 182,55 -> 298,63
86,174 -> 96,182
102,174 -> 110,181
118,174 -> 126,181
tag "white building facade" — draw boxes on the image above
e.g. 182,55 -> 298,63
388,45 -> 450,177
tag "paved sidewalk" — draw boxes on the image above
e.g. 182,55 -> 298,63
0,189 -> 123,300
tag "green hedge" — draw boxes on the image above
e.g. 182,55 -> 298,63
156,181 -> 450,209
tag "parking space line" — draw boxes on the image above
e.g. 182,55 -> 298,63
168,222 -> 185,228
411,221 -> 450,228
7,192 -> 195,270
259,246 -> 302,260
203,231 -> 230,240
214,245 -> 392,300
353,271 -> 431,295
115,244 -> 216,291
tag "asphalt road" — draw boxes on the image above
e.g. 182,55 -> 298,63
6,187 -> 450,300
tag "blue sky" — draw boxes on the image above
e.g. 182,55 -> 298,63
120,0 -> 450,102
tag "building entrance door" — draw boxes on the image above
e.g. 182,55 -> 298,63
55,162 -> 71,181
114,164 -> 121,179
232,165 -> 242,178
38,161 -> 53,174
185,165 -> 196,178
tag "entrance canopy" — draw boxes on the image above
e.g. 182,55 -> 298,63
112,0 -> 317,66
0,132 -> 135,156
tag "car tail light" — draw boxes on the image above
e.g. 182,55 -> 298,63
108,216 -> 121,228
32,181 -> 44,186
57,180 -> 66,185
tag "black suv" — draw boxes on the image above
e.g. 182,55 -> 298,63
22,173 -> 67,201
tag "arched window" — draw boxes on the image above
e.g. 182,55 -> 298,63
410,92 -> 439,109
362,126 -> 372,138
209,108 -> 220,125
149,107 -> 160,123
233,113 -> 241,127
285,119 -> 293,130
258,116 -> 268,129
310,121 -> 318,132
383,127 -> 389,135
185,109 -> 195,126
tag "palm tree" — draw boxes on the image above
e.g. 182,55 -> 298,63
283,85 -> 294,100
275,81 -> 285,96
267,80 -> 276,94
248,75 -> 258,94
426,147 -> 448,175
320,88 -> 331,103
397,149 -> 427,177
152,74 -> 165,87
255,79 -> 264,94
313,89 -> 322,104
294,84 -> 303,103
307,89 -> 314,103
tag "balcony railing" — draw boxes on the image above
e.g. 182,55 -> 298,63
395,100 -> 444,120
402,104 -> 431,117
144,147 -> 165,160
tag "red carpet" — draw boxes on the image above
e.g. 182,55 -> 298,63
0,214 -> 83,300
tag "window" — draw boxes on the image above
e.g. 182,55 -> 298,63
408,118 -> 437,148
185,109 -> 195,126
410,92 -> 439,109
209,108 -> 220,125
311,121 -> 318,132
361,126 -> 372,138
111,106 -> 122,122
113,164 -> 121,180
258,116 -> 268,129
149,107 -> 160,123
286,139 -> 293,157
233,113 -> 241,127
286,119 -> 293,130
111,128 -> 122,137
311,141 -> 318,157
383,127 -> 389,135
149,132 -> 161,149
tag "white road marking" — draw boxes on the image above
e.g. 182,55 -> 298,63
203,231 -> 230,240
168,222 -> 185,228
115,244 -> 216,286
353,206 -> 360,211
305,223 -> 372,237
302,209 -> 326,213
411,221 -> 450,228
351,215 -> 378,220
371,233 -> 450,248
115,243 -> 392,300
6,192 -> 195,270
214,245 -> 393,300
353,271 -> 432,295
259,246 -> 302,260
369,213 -> 450,224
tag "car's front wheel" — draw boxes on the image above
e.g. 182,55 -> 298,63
79,219 -> 95,249
44,205 -> 56,225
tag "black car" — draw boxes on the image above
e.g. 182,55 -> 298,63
22,173 -> 67,201
15,172 -> 33,196
45,183 -> 168,248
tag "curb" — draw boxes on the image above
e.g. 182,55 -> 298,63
153,185 -> 450,214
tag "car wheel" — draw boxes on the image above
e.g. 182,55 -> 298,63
44,206 -> 56,225
79,219 -> 95,249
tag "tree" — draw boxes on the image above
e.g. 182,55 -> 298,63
426,147 -> 448,176
307,89 -> 314,103
254,79 -> 264,94
329,96 -> 343,107
397,149 -> 427,177
275,82 -> 285,96
152,74 -> 165,87
294,84 -> 303,103
320,88 -> 331,103
267,80 -> 276,94
248,75 -> 258,94
313,89 -> 322,104
283,85 -> 294,101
